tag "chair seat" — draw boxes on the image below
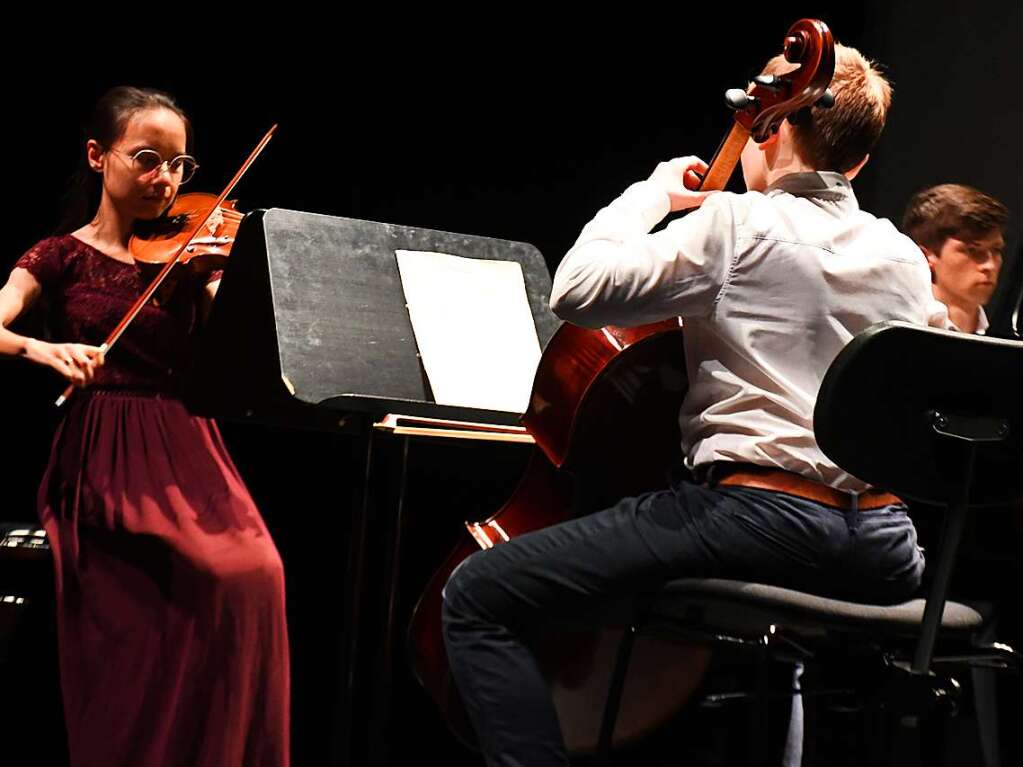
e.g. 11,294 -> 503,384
648,578 -> 985,640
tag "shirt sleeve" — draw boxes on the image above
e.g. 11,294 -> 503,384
926,297 -> 952,330
13,237 -> 65,289
549,180 -> 737,329
911,257 -> 951,330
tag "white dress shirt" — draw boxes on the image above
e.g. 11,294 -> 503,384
944,305 -> 989,335
551,171 -> 949,492
976,307 -> 990,335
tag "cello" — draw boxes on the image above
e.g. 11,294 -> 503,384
408,18 -> 835,753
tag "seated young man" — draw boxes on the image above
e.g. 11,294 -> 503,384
902,183 -> 1008,335
442,44 -> 948,767
902,183 -> 1016,761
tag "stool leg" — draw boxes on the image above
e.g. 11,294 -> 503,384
748,642 -> 769,767
973,621 -> 1004,767
781,662 -> 804,767
919,711 -> 946,766
596,626 -> 637,767
863,693 -> 891,767
973,665 -> 1002,767
800,665 -> 819,766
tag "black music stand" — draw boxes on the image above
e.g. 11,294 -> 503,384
189,208 -> 559,766
815,321 -> 1023,753
815,320 -> 1023,669
814,319 -> 1023,666
190,207 -> 558,427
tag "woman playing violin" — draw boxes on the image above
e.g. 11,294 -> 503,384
0,87 -> 289,767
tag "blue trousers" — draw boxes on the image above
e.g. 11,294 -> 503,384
442,478 -> 924,767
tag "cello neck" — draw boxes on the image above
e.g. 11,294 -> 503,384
699,122 -> 752,193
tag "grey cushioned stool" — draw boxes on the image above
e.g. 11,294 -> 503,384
595,322 -> 1023,766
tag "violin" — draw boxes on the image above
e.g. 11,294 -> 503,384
130,193 -> 245,305
131,192 -> 245,278
407,18 -> 835,754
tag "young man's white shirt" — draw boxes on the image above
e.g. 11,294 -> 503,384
551,171 -> 949,493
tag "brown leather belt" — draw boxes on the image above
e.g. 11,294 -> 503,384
714,467 -> 903,510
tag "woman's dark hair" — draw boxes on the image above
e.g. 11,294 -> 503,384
56,86 -> 192,234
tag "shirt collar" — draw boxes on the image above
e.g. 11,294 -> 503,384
977,306 -> 990,335
765,172 -> 858,213
946,305 -> 989,335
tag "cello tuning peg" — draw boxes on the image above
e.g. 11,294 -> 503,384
784,32 -> 807,63
725,89 -> 757,111
752,75 -> 786,91
787,88 -> 837,126
787,107 -> 811,126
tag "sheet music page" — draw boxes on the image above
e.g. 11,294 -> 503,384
395,249 -> 542,413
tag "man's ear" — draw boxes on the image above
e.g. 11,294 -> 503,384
844,153 -> 869,180
759,128 -> 780,151
920,244 -> 939,282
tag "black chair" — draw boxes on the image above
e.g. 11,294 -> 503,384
596,322 -> 1023,765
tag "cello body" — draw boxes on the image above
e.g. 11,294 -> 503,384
407,320 -> 712,752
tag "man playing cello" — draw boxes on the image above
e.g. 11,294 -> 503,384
442,43 -> 948,766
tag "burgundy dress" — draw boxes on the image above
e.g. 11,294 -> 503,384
16,236 -> 290,767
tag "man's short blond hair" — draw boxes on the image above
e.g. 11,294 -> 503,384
763,43 -> 892,173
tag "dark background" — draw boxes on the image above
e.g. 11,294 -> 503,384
2,4 -> 1020,765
